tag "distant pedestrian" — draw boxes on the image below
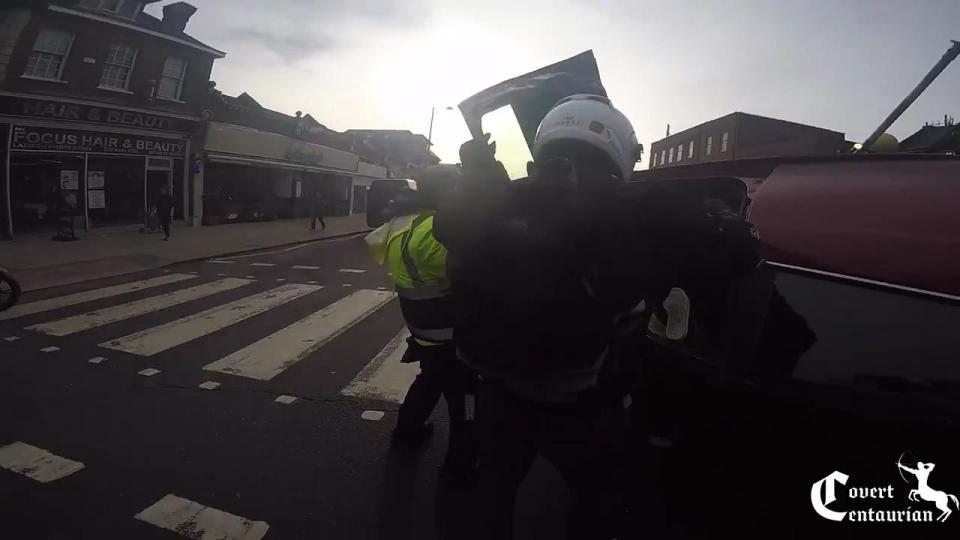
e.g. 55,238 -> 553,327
157,185 -> 174,241
310,191 -> 327,232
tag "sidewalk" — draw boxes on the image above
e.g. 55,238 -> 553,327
0,215 -> 371,292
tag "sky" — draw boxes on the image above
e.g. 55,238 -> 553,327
148,0 -> 960,170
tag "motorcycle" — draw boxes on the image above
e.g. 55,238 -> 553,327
0,266 -> 21,312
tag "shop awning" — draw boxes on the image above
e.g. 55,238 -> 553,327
206,152 -> 386,179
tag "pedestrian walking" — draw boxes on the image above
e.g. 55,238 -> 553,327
157,185 -> 174,241
310,190 -> 327,231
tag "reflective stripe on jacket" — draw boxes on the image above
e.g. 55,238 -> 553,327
366,213 -> 453,346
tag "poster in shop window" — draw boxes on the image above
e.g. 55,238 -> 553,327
87,170 -> 105,189
87,190 -> 106,209
60,170 -> 79,190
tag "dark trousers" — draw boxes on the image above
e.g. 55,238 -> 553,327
397,341 -> 474,469
310,214 -> 326,230
159,216 -> 171,238
472,381 -> 628,540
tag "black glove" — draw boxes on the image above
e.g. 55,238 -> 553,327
459,134 -> 510,185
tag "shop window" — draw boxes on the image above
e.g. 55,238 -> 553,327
352,185 -> 369,214
158,57 -> 187,100
100,43 -> 137,90
721,131 -> 729,152
9,153 -> 86,233
87,155 -> 147,227
23,29 -> 73,81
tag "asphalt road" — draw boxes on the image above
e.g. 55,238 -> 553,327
0,233 -> 570,540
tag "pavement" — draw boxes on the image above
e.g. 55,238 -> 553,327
0,234 -> 574,540
0,215 -> 371,292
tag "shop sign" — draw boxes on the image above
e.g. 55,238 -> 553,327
11,125 -> 185,158
0,95 -> 196,133
87,170 -> 105,189
88,190 -> 106,209
60,170 -> 79,190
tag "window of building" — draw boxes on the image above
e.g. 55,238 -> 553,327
706,136 -> 713,155
157,57 -> 187,100
676,143 -> 683,162
688,140 -> 695,159
668,146 -> 674,163
721,132 -> 729,153
660,149 -> 666,165
99,43 -> 137,90
651,153 -> 657,168
80,0 -> 143,18
23,29 -> 73,81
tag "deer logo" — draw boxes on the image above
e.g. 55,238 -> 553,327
897,454 -> 960,523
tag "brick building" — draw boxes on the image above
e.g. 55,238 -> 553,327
0,0 -> 223,239
649,112 -> 847,170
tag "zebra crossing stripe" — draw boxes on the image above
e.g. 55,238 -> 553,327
340,329 -> 418,403
204,289 -> 394,380
0,274 -> 196,321
291,265 -> 320,270
100,283 -> 322,356
0,441 -> 84,483
135,494 -> 269,540
27,278 -> 255,337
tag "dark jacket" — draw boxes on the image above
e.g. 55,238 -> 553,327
157,193 -> 174,220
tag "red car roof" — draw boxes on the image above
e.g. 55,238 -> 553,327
748,157 -> 960,298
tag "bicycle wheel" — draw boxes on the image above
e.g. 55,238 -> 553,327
0,268 -> 21,312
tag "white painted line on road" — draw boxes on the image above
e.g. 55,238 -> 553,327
292,265 -> 320,270
342,284 -> 353,287
0,274 -> 196,321
249,263 -> 276,267
188,272 -> 199,275
244,276 -> 255,279
163,269 -> 172,272
275,278 -> 286,282
215,233 -> 368,261
139,368 -> 161,376
340,329 -> 418,403
361,410 -> 385,421
88,356 -> 106,364
376,287 -> 387,291
307,280 -> 318,284
339,268 -> 367,274
100,284 -> 322,357
275,395 -> 297,405
199,381 -> 220,390
3,336 -> 20,342
204,289 -> 394,381
207,260 -> 236,264
218,273 -> 227,277
135,494 -> 269,540
28,278 -> 254,337
0,442 -> 85,483
40,346 -> 60,353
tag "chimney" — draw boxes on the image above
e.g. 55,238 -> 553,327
161,2 -> 197,34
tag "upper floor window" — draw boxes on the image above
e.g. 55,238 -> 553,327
721,131 -> 729,152
651,153 -> 657,168
660,149 -> 666,165
668,146 -> 674,163
706,136 -> 713,155
676,143 -> 683,162
100,43 -> 137,90
79,0 -> 142,19
158,57 -> 187,100
688,140 -> 695,158
23,29 -> 74,81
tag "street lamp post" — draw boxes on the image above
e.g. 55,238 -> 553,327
427,106 -> 454,150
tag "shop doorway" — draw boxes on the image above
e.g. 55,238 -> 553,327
9,153 -> 86,234
87,155 -> 146,227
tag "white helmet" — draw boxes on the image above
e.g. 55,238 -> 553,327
533,94 -> 641,180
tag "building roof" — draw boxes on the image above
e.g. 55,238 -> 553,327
135,10 -> 222,55
344,129 -> 439,164
653,111 -> 844,145
900,124 -> 960,152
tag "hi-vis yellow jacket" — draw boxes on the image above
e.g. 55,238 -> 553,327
366,212 -> 453,347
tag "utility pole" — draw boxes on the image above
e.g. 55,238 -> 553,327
858,40 -> 960,152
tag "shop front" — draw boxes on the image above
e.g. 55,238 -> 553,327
198,122 -> 373,225
1,95 -> 196,239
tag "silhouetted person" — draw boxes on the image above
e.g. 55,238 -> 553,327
157,185 -> 174,241
311,191 -> 326,231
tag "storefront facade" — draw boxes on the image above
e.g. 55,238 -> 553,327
1,94 -> 195,237
196,121 -> 378,225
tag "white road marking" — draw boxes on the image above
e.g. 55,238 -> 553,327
307,280 -> 318,284
376,287 -> 387,290
3,336 -> 20,342
88,357 -> 106,364
292,265 -> 320,270
139,368 -> 161,376
275,278 -> 286,282
217,273 -> 227,277
275,395 -> 297,405
40,346 -> 59,353
207,260 -> 235,264
100,284 -> 321,357
215,233 -> 368,261
204,289 -> 394,380
135,494 -> 269,540
342,284 -> 353,287
361,410 -> 385,421
0,274 -> 196,321
339,268 -> 366,274
340,329 -> 418,403
0,442 -> 85,483
27,278 -> 254,337
199,381 -> 220,390
244,276 -> 255,279
249,263 -> 276,267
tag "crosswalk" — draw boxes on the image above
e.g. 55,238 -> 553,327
2,272 -> 415,401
